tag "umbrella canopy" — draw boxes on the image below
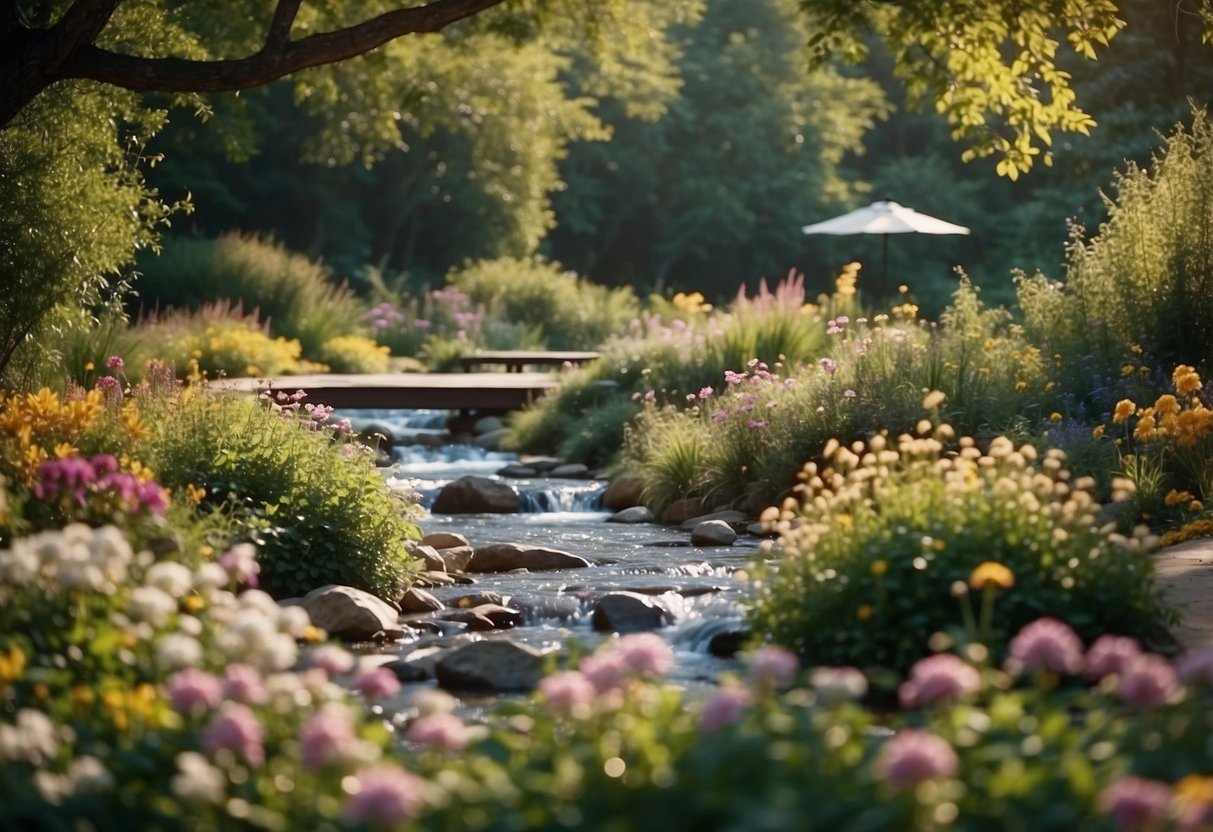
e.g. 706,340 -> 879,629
802,200 -> 970,296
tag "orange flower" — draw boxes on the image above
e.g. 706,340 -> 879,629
969,562 -> 1015,591
1173,365 -> 1203,397
1112,399 -> 1136,423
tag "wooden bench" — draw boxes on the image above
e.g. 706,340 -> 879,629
457,350 -> 600,373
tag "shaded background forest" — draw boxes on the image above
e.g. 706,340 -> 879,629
143,0 -> 1213,315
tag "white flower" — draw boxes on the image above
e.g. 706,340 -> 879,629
156,633 -> 203,671
192,562 -> 229,595
128,586 -> 177,627
276,604 -> 311,638
55,559 -> 106,593
67,755 -> 113,794
171,751 -> 226,804
87,526 -> 132,585
0,539 -> 40,585
0,709 -> 58,764
145,561 -> 193,597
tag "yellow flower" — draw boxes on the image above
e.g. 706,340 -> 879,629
870,560 -> 888,577
1092,425 -> 1105,439
857,604 -> 873,622
1154,394 -> 1181,418
1015,381 -> 1027,392
1174,364 -> 1203,397
186,483 -> 207,505
0,647 -> 26,684
969,562 -> 1015,591
53,442 -> 77,459
1174,774 -> 1213,812
1045,381 -> 1056,392
1113,399 -> 1136,423
85,361 -> 95,371
1166,489 -> 1196,507
183,594 -> 206,614
302,625 -> 327,644
1121,364 -> 1136,377
1049,412 -> 1062,423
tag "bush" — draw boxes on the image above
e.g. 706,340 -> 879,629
140,383 -> 421,600
315,335 -> 392,374
139,304 -> 314,379
135,235 -> 367,360
748,410 -> 1175,672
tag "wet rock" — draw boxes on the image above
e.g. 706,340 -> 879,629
433,545 -> 474,573
708,628 -> 750,658
435,640 -> 547,692
473,429 -> 509,451
607,506 -> 656,524
602,475 -> 646,511
407,433 -> 444,450
474,415 -> 506,435
299,585 -> 404,642
449,591 -> 508,609
409,544 -> 448,573
399,587 -> 444,614
691,520 -> 738,547
508,594 -> 581,622
439,604 -> 524,632
414,571 -> 474,588
496,463 -> 538,478
431,475 -> 520,514
591,591 -> 675,633
521,456 -> 562,473
550,463 -> 590,479
381,657 -> 432,683
420,531 -> 471,550
467,543 -> 592,573
680,510 -> 749,531
661,497 -> 707,525
357,422 -> 398,446
746,521 -> 780,538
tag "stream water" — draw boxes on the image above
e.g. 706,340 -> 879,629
345,409 -> 758,687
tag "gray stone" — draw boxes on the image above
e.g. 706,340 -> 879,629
474,416 -> 506,435
439,604 -> 524,631
745,521 -> 780,538
549,463 -> 590,479
708,628 -> 750,658
431,475 -> 520,514
520,456 -> 562,473
382,657 -> 433,683
661,497 -> 706,525
448,591 -> 508,609
691,520 -> 738,547
602,475 -> 646,510
422,544 -> 474,574
420,531 -> 471,550
435,640 -> 547,692
591,591 -> 674,633
399,587 -> 444,614
357,422 -> 398,446
299,585 -> 403,642
407,433 -> 444,450
473,428 -> 509,451
606,506 -> 656,524
409,544 -> 447,572
680,510 -> 749,531
467,543 -> 592,573
496,464 -> 538,478
414,571 -> 474,588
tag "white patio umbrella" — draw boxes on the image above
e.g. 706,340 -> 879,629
801,200 -> 970,297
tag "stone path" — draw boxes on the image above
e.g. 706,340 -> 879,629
1154,537 -> 1213,650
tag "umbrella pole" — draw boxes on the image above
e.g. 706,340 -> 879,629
881,234 -> 889,301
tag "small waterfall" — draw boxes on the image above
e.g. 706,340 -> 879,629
517,481 -> 607,513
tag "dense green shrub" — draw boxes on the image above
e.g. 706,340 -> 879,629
138,303 -> 314,379
141,387 -> 421,600
748,413 -> 1175,672
135,235 -> 367,360
314,335 -> 392,374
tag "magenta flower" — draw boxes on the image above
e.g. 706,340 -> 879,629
746,419 -> 769,430
1085,635 -> 1143,680
341,765 -> 426,826
818,357 -> 837,375
96,375 -> 119,393
724,370 -> 746,385
746,646 -> 799,688
699,685 -> 752,733
350,667 -> 401,702
1098,776 -> 1173,830
1006,617 -> 1084,676
1116,654 -> 1179,709
300,703 -> 365,772
406,713 -> 470,752
222,664 -> 269,706
218,544 -> 260,588
201,703 -> 265,768
876,730 -> 959,789
539,671 -> 597,717
898,654 -> 981,708
580,651 -> 626,693
1175,647 -> 1213,687
106,355 -> 125,370
614,633 -> 675,677
166,668 -> 224,715
698,386 -> 714,400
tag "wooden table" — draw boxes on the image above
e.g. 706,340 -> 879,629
457,350 -> 600,373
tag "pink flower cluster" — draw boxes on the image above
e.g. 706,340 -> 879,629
201,703 -> 265,768
899,653 -> 981,709
167,664 -> 270,717
539,634 -> 675,716
341,765 -> 427,826
876,729 -> 959,788
363,302 -> 407,335
33,454 -> 168,517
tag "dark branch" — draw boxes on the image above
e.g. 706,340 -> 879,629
61,0 -> 507,93
49,0 -> 122,71
265,0 -> 302,52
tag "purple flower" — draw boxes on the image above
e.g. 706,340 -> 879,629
106,355 -> 125,370
96,375 -> 119,393
341,765 -> 426,826
1098,777 -> 1173,831
712,410 -> 730,422
222,664 -> 269,705
1006,618 -> 1084,676
350,667 -> 401,702
698,386 -> 714,400
898,654 -> 982,708
842,389 -> 857,399
167,668 -> 224,715
819,357 -> 837,375
699,685 -> 752,732
539,671 -> 597,717
724,370 -> 746,385
747,646 -> 799,688
1085,635 -> 1143,680
876,730 -> 959,788
1116,654 -> 1179,709
1175,647 -> 1213,687
201,703 -> 265,768
406,713 -> 470,752
614,633 -> 675,677
746,419 -> 769,430
300,703 -> 363,772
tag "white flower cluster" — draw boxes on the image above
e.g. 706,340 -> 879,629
0,524 -> 135,593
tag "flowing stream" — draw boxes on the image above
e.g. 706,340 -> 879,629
345,409 -> 758,687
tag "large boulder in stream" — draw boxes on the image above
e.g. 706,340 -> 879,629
591,591 -> 675,633
691,520 -> 738,547
467,543 -> 592,573
431,475 -> 520,514
435,639 -> 547,691
298,585 -> 403,642
602,475 -> 646,510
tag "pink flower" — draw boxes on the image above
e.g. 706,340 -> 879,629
1085,635 -> 1143,680
300,703 -> 364,772
341,765 -> 426,826
406,713 -> 470,752
539,671 -> 597,717
223,664 -> 269,705
1006,618 -> 1084,676
350,667 -> 401,702
201,703 -> 265,768
96,375 -> 119,393
899,654 -> 981,708
1098,776 -> 1173,830
1116,654 -> 1179,709
308,644 -> 356,676
218,544 -> 260,588
698,386 -> 714,400
810,666 -> 868,705
580,651 -> 626,693
842,389 -> 857,399
614,633 -> 675,677
746,646 -> 799,688
106,355 -> 125,370
166,668 -> 223,715
1175,647 -> 1213,687
699,685 -> 752,733
818,357 -> 837,375
876,730 -> 959,789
